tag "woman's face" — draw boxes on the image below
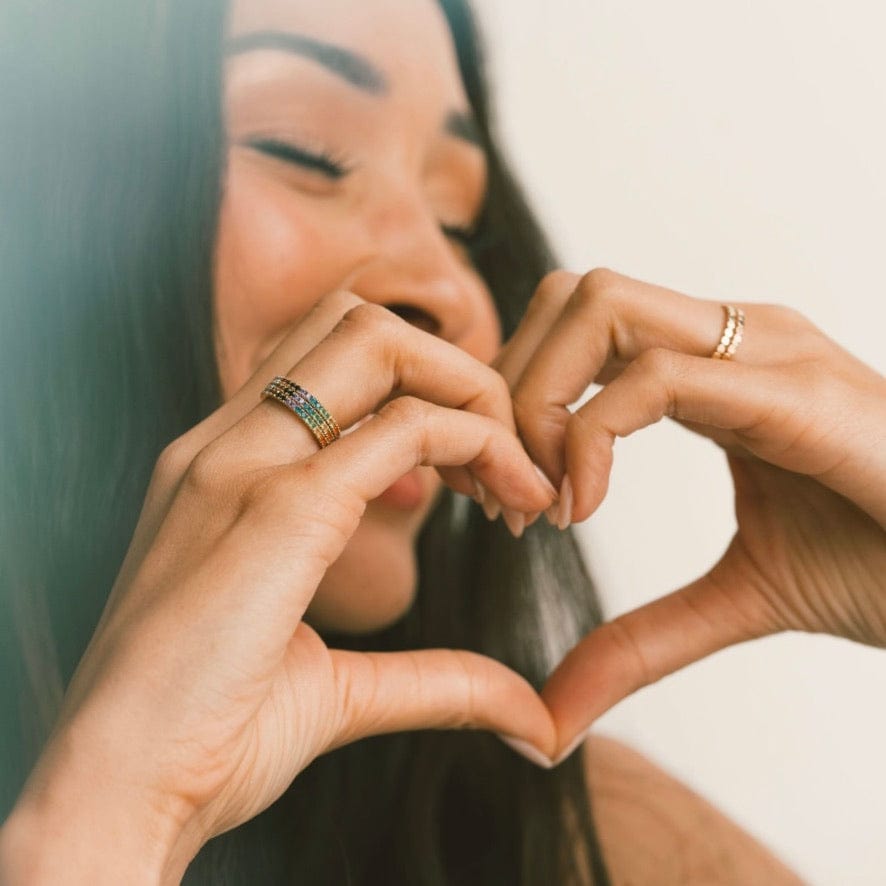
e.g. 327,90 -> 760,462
215,0 -> 500,633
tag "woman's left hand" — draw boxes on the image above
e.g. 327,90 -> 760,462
492,267 -> 886,762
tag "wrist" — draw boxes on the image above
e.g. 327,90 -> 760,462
0,726 -> 205,885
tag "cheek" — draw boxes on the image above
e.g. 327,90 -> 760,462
213,158 -> 361,397
463,286 -> 503,368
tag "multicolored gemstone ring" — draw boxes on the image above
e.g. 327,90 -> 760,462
260,375 -> 342,449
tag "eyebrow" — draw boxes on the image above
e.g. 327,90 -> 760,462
224,30 -> 389,95
225,30 -> 484,149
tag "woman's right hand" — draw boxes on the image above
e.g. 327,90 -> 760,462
5,292 -> 558,884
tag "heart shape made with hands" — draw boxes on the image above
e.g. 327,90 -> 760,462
171,276 -> 885,774
533,455 -> 886,767
487,268 -> 886,766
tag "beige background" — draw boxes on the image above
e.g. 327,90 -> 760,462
476,2 -> 886,883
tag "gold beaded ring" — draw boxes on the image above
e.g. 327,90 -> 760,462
711,304 -> 745,360
260,375 -> 342,449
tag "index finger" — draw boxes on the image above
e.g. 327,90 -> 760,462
511,268 -> 745,482
185,290 -> 367,453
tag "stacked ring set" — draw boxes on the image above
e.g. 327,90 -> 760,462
711,305 -> 745,360
260,375 -> 342,449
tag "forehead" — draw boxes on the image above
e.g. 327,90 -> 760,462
226,0 -> 467,105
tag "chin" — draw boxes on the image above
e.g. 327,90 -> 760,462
303,509 -> 420,635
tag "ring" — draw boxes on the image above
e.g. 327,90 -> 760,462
711,304 -> 745,360
260,376 -> 342,448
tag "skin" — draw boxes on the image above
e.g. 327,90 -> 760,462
172,0 -> 886,876
0,3 -> 559,883
215,0 -> 497,632
1,0 -> 883,883
497,268 -> 886,752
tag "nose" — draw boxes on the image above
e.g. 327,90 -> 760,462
342,195 -> 490,349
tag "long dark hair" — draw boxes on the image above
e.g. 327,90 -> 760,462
0,1 -> 611,883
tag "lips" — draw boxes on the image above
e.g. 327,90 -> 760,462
375,467 -> 426,510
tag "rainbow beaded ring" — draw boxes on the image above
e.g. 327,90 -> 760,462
260,376 -> 342,448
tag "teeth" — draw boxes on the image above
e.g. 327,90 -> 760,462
340,412 -> 376,437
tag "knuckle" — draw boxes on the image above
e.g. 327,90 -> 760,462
378,396 -> 430,464
512,387 -> 563,439
331,656 -> 368,737
378,394 -> 427,427
773,304 -> 829,358
582,266 -> 618,290
339,301 -> 399,337
334,303 -> 404,368
317,289 -> 367,316
753,302 -> 825,357
601,616 -> 654,690
572,266 -> 617,311
445,649 -> 483,729
634,346 -> 678,377
152,437 -> 192,486
180,441 -> 234,500
774,303 -> 814,331
531,269 -> 580,312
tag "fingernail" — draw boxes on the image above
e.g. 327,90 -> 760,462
532,463 -> 559,500
340,412 -> 376,437
544,503 -> 559,527
481,492 -> 502,522
502,508 -> 525,539
472,477 -> 486,505
556,474 -> 573,530
497,734 -> 554,769
551,729 -> 589,767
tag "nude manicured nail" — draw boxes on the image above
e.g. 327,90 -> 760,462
502,508 -> 525,539
340,412 -> 376,437
481,493 -> 502,522
544,504 -> 560,527
551,729 -> 589,767
497,734 -> 554,769
532,463 -> 559,499
556,474 -> 573,530
472,477 -> 486,505
524,511 -> 542,529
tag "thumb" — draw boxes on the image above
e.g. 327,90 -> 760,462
326,647 -> 558,760
541,543 -> 780,762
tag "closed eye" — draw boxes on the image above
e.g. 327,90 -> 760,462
243,137 -> 352,179
440,223 -> 478,246
440,221 -> 495,255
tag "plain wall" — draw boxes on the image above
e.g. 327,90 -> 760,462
475,2 -> 886,883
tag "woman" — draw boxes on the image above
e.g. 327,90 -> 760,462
0,1 -> 883,884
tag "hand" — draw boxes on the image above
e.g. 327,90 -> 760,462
12,291 -> 559,882
494,267 -> 886,760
